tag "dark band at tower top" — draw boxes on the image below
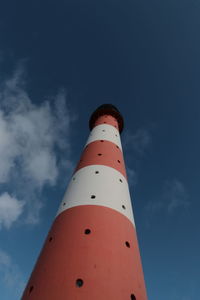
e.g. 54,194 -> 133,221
89,104 -> 124,133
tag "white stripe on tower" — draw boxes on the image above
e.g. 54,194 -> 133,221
57,165 -> 135,226
85,123 -> 122,150
21,104 -> 148,300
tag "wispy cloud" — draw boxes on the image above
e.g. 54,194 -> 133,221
144,200 -> 163,215
0,193 -> 24,229
0,63 -> 76,227
0,248 -> 25,298
164,179 -> 190,214
144,179 -> 190,225
126,167 -> 138,187
123,128 -> 152,187
123,128 -> 151,155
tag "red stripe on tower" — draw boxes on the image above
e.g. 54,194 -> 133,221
22,104 -> 148,300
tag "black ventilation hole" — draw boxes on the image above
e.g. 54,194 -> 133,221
119,179 -> 123,183
117,160 -> 121,163
125,241 -> 130,248
95,171 -> 99,174
100,140 -> 104,142
63,202 -> 66,206
116,145 -> 119,149
29,286 -> 34,294
131,294 -> 136,300
102,130 -> 105,132
122,205 -> 126,210
98,153 -> 102,156
49,237 -> 53,242
73,177 -> 76,181
115,134 -> 118,137
104,122 -> 107,124
91,195 -> 96,199
84,229 -> 91,234
76,279 -> 84,287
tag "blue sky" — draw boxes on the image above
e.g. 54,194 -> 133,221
0,0 -> 200,299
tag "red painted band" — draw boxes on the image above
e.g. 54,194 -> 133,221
94,115 -> 119,132
22,205 -> 147,300
75,140 -> 127,179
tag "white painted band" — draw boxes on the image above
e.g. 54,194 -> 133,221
56,165 -> 135,226
85,124 -> 122,150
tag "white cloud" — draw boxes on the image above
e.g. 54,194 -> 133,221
0,192 -> 24,229
0,64 -> 75,226
0,111 -> 19,182
0,85 -> 66,187
0,248 -> 25,297
26,150 -> 58,186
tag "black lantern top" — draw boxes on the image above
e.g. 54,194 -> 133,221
89,104 -> 124,133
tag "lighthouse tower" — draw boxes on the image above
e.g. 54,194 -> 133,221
22,104 -> 147,300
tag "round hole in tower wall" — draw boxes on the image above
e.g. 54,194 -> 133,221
131,294 -> 136,300
63,202 -> 66,206
102,130 -> 105,132
119,179 -> 123,183
76,279 -> 84,287
98,153 -> 102,156
91,195 -> 96,199
29,286 -> 34,294
122,205 -> 126,210
117,160 -> 121,163
125,241 -> 130,248
100,140 -> 104,142
95,171 -> 99,174
49,237 -> 53,242
116,145 -> 119,149
84,229 -> 91,234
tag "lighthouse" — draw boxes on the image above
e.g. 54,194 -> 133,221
22,104 -> 148,300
